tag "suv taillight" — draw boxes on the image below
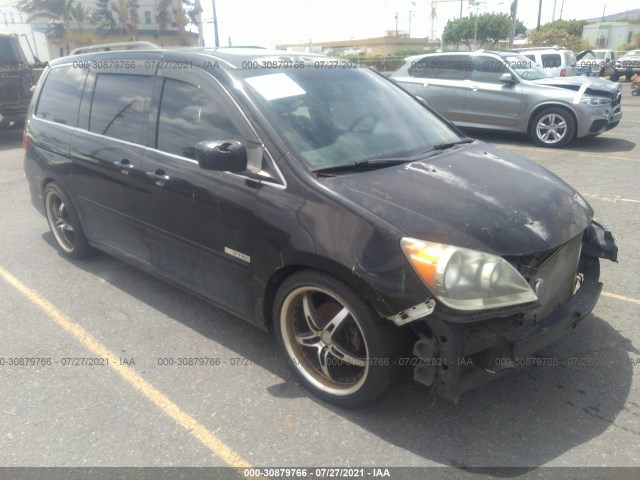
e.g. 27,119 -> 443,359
22,131 -> 29,150
560,68 -> 566,77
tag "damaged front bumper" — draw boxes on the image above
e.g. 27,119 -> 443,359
402,221 -> 617,403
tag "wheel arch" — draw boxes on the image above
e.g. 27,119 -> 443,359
261,255 -> 395,331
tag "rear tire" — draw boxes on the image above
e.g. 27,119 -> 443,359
273,270 -> 398,407
44,183 -> 93,259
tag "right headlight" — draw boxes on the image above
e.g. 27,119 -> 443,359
400,238 -> 537,311
579,95 -> 612,106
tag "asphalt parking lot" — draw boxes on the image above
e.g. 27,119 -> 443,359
0,86 -> 639,479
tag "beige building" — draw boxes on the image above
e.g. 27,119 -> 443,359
277,32 -> 435,57
582,22 -> 640,50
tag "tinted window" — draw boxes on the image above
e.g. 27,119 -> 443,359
35,66 -> 86,126
157,78 -> 240,159
471,56 -> 509,83
0,37 -> 14,62
541,54 -> 561,68
89,73 -> 153,143
408,55 -> 470,80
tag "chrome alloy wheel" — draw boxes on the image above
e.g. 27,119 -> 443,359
45,189 -> 76,253
279,286 -> 370,396
535,113 -> 568,144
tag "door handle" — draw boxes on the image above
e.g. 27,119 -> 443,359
113,159 -> 134,175
146,169 -> 170,186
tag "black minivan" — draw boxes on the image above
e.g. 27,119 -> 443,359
23,46 -> 618,407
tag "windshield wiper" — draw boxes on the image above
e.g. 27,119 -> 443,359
311,158 -> 413,176
430,137 -> 475,151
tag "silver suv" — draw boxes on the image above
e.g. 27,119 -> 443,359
391,51 -> 622,148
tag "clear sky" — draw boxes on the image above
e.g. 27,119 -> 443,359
198,0 -> 636,47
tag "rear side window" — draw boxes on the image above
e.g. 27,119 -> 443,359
156,78 -> 240,159
35,66 -> 86,126
541,54 -> 561,69
471,56 -> 509,83
89,73 -> 153,144
408,55 -> 470,80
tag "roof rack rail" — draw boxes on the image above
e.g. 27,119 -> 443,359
70,41 -> 159,55
509,45 -> 566,52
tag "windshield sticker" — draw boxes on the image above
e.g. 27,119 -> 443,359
245,73 -> 306,101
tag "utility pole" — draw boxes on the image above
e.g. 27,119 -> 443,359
212,0 -> 219,47
394,12 -> 399,37
509,0 -> 518,48
537,0 -> 542,30
552,0 -> 556,21
408,10 -> 414,37
559,0 -> 564,20
195,0 -> 204,46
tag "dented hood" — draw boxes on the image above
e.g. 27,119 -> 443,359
532,75 -> 619,94
322,142 -> 593,256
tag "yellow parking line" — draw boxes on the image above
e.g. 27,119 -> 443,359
602,292 -> 640,306
494,145 -> 639,162
581,193 -> 640,204
0,265 -> 254,472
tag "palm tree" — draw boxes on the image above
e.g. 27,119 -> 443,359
18,0 -> 75,53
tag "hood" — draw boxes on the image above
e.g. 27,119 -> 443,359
321,142 -> 593,256
532,75 -> 619,94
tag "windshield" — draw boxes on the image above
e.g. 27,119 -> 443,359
504,55 -> 551,80
237,66 -> 461,170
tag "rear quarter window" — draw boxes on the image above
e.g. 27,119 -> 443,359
408,55 -> 470,80
35,66 -> 86,126
541,54 -> 561,69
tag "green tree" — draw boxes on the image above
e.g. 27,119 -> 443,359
110,0 -> 138,40
17,0 -> 74,53
90,0 -> 116,32
443,13 -> 525,50
528,19 -> 589,51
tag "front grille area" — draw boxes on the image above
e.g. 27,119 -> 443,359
613,92 -> 622,106
530,234 -> 583,320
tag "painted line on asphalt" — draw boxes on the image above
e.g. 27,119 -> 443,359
581,193 -> 640,204
0,265 -> 255,473
602,292 -> 640,306
494,144 -> 639,162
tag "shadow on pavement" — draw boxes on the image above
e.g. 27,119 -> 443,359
0,127 -> 23,151
45,234 -> 636,474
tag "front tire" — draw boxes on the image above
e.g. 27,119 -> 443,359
44,183 -> 93,259
530,107 -> 575,148
273,270 -> 398,407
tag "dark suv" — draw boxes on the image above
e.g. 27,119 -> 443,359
24,46 -> 618,407
0,33 -> 36,127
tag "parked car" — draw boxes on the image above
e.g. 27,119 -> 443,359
576,49 -> 616,77
391,51 -> 622,148
0,32 -> 36,128
511,47 -> 577,77
611,50 -> 640,81
24,46 -> 618,407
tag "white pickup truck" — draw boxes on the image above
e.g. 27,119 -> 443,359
576,49 -> 616,77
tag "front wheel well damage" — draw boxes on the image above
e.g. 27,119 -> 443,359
261,261 -> 398,331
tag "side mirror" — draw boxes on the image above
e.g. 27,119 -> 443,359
499,72 -> 516,84
196,140 -> 247,172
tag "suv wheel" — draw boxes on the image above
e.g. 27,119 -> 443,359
530,108 -> 575,148
273,270 -> 398,407
44,183 -> 93,259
